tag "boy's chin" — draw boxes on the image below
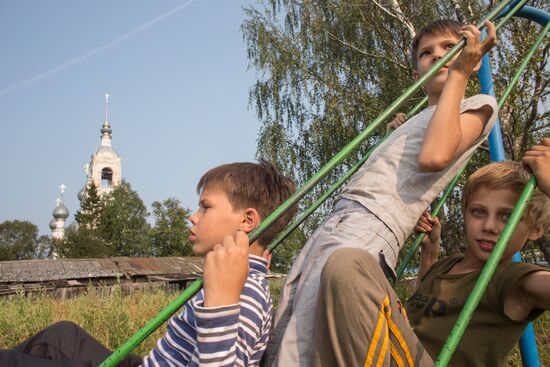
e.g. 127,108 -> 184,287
425,79 -> 445,94
192,243 -> 212,256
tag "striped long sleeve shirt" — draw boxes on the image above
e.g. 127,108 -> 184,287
142,255 -> 273,367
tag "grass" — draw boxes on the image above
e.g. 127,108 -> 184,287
1,282 -> 548,365
506,312 -> 550,366
0,286 -> 177,357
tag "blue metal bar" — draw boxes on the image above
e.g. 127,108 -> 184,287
508,8 -> 548,367
516,6 -> 550,26
512,10 -> 549,366
480,7 -> 550,366
495,0 -> 527,20
478,48 -> 506,161
520,323 -> 541,367
513,251 -> 542,367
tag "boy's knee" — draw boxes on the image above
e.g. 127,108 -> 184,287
322,248 -> 379,286
46,320 -> 82,337
16,321 -> 85,357
50,320 -> 79,330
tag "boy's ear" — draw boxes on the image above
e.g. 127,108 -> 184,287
412,69 -> 420,81
240,208 -> 261,233
527,224 -> 544,242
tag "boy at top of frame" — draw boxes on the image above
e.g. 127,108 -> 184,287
1,160 -> 297,367
266,18 -> 500,367
314,138 -> 550,366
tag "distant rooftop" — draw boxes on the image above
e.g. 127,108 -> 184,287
0,256 -> 204,298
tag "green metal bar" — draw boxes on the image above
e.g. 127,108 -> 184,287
405,95 -> 431,117
100,2 -> 518,365
395,18 -> 549,282
498,20 -> 550,110
494,0 -> 531,33
268,97 -> 428,253
434,21 -> 550,367
248,0 -> 517,249
268,146 -> 376,252
98,278 -> 203,367
435,177 -> 537,366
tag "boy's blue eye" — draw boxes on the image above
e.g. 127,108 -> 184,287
471,208 -> 484,216
445,43 -> 455,49
500,213 -> 511,221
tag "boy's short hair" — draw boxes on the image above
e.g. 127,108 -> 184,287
411,19 -> 462,68
197,159 -> 297,247
462,161 -> 550,231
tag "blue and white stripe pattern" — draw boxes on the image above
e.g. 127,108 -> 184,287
142,255 -> 272,367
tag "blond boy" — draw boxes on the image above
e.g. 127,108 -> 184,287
314,139 -> 550,366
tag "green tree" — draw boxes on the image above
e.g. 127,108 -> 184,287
58,182 -> 151,258
269,227 -> 308,273
99,181 -> 151,257
0,220 -> 49,261
150,197 -> 193,257
74,182 -> 104,227
243,0 -> 549,265
60,224 -> 110,258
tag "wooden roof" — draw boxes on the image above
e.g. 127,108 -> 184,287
0,257 -> 204,284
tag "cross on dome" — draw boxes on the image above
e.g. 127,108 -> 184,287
58,184 -> 67,195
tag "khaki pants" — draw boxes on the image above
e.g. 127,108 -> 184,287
314,248 -> 433,367
267,200 -> 401,367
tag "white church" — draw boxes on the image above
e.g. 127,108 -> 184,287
50,95 -> 122,242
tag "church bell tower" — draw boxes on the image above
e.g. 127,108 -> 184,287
78,94 -> 122,201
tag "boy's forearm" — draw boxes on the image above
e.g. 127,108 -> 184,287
520,271 -> 550,311
416,246 -> 439,288
204,289 -> 241,307
193,303 -> 241,366
194,280 -> 270,366
418,71 -> 469,171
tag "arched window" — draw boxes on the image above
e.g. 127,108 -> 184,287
101,167 -> 113,188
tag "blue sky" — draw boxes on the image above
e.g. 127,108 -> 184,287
0,0 -> 264,235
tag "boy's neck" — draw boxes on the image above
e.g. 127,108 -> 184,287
427,90 -> 465,107
426,77 -> 466,106
448,259 -> 482,275
449,253 -> 514,275
249,242 -> 265,257
427,92 -> 442,107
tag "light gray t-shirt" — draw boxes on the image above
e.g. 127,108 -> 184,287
339,94 -> 498,246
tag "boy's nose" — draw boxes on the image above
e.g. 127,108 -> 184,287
432,54 -> 442,62
189,210 -> 199,224
481,217 -> 499,233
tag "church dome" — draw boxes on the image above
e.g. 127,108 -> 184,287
78,186 -> 86,201
53,203 -> 69,219
49,219 -> 57,230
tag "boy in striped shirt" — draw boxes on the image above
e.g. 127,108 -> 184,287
143,160 -> 297,366
1,160 -> 296,367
